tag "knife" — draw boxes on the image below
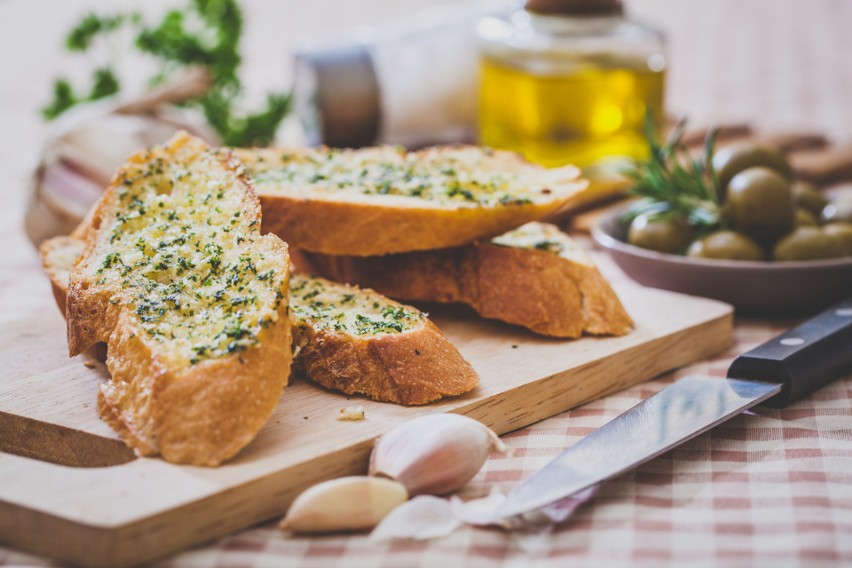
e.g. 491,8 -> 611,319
497,296 -> 852,519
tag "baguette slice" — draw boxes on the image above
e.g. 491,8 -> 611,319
289,274 -> 479,405
42,242 -> 478,406
233,145 -> 586,256
299,222 -> 633,338
65,132 -> 292,466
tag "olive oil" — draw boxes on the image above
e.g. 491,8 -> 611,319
479,56 -> 665,167
477,1 -> 666,169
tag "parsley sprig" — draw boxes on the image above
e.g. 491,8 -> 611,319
623,117 -> 723,228
42,0 -> 290,147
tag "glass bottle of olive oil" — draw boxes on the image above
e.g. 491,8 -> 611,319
477,0 -> 666,168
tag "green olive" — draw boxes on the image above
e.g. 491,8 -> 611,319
772,226 -> 847,261
686,231 -> 764,261
823,223 -> 852,255
821,199 -> 852,224
724,167 -> 795,241
793,207 -> 818,227
792,181 -> 829,215
712,142 -> 792,194
627,213 -> 693,254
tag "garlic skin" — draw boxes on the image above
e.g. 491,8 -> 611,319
280,476 -> 408,534
369,414 -> 507,496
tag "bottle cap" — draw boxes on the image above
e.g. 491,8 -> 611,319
525,0 -> 623,15
293,45 -> 381,148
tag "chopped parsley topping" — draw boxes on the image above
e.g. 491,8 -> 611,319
91,143 -> 287,366
236,146 -> 561,207
289,274 -> 421,336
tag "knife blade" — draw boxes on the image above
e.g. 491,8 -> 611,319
497,296 -> 852,519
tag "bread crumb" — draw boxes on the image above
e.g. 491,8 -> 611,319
337,406 -> 366,421
83,361 -> 97,369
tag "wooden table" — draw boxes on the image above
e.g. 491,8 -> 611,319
1,0 -> 851,566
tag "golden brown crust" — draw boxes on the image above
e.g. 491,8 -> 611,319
302,224 -> 633,338
294,319 -> 479,405
64,133 -> 292,466
99,300 -> 292,465
39,236 -> 82,316
260,195 -> 578,257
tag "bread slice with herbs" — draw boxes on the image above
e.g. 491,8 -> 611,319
65,132 -> 293,467
299,222 -> 633,338
289,273 -> 479,405
42,240 -> 478,406
232,145 -> 586,256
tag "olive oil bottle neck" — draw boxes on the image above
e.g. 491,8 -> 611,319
525,0 -> 624,17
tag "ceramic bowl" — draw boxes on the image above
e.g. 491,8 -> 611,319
592,208 -> 852,314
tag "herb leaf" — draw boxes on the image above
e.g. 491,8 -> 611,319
42,79 -> 77,120
43,0 -> 289,147
201,90 -> 291,147
66,13 -> 132,51
90,68 -> 121,100
623,115 -> 722,229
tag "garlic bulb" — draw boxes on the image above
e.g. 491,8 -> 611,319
369,413 -> 507,496
280,476 -> 408,534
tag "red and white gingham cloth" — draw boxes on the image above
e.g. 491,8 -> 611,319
3,317 -> 850,567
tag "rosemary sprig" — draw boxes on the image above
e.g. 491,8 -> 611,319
623,116 -> 723,229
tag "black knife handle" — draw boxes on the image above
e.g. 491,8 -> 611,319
727,296 -> 852,408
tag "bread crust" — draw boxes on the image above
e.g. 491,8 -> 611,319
64,133 -> 292,466
39,235 -> 79,316
236,145 -> 586,256
294,318 -> 479,405
301,224 -> 633,338
260,194 -> 578,257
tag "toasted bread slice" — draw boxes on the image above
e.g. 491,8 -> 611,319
289,274 -> 478,405
43,241 -> 478,406
300,222 -> 633,338
232,145 -> 586,256
65,132 -> 292,466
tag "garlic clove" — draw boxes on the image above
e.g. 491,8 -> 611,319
369,414 -> 507,497
279,476 -> 408,534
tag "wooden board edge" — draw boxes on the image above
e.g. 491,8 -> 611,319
0,439 -> 374,568
455,308 -> 733,435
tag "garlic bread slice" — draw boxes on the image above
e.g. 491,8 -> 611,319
66,132 -> 292,466
234,145 -> 586,256
289,274 -> 479,405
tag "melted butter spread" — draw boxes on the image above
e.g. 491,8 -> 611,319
236,146 -> 579,207
290,274 -> 423,336
491,222 -> 591,265
90,147 -> 286,366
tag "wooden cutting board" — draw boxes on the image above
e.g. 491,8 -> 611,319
0,265 -> 732,568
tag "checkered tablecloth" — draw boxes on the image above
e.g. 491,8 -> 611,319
3,316 -> 850,567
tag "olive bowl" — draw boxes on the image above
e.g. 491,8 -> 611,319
592,207 -> 852,315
